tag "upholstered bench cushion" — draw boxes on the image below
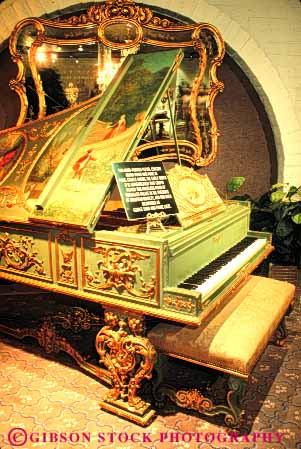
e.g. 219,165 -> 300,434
148,276 -> 295,378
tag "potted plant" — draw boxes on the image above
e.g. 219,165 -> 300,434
226,178 -> 301,267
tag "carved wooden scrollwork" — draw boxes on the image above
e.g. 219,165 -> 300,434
53,307 -> 102,333
164,295 -> 195,312
0,232 -> 46,275
7,0 -> 225,167
36,318 -> 61,353
155,375 -> 247,428
86,245 -> 156,299
9,18 -> 47,125
95,310 -> 156,425
58,1 -> 174,28
55,231 -> 78,287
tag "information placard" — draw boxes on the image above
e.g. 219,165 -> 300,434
112,161 -> 178,220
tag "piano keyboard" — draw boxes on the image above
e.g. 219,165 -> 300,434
179,237 -> 268,299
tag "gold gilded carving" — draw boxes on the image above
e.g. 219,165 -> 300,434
58,1 -> 174,27
86,245 -> 156,299
36,318 -> 61,353
156,375 -> 246,428
164,295 -> 195,312
9,18 -> 46,125
173,388 -> 214,411
98,18 -> 143,52
8,0 -> 225,166
146,212 -> 166,234
95,311 -> 156,417
0,232 -> 46,275
188,39 -> 207,161
56,231 -> 77,286
132,140 -> 199,166
192,25 -> 225,166
54,307 -> 102,332
59,249 -> 75,284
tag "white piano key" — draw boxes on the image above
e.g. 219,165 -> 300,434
196,238 -> 267,298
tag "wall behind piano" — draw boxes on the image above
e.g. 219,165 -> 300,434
204,53 -> 277,199
152,0 -> 301,187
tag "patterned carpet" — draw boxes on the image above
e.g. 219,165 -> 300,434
0,267 -> 300,449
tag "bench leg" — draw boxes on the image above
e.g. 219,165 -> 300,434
225,376 -> 247,427
153,372 -> 247,428
274,317 -> 288,346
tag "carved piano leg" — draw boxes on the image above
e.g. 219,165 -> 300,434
153,373 -> 247,428
95,309 -> 157,426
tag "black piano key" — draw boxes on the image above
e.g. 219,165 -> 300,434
178,236 -> 257,290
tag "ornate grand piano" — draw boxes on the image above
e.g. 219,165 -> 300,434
0,1 -> 273,426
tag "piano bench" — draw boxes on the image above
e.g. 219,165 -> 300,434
148,275 -> 295,428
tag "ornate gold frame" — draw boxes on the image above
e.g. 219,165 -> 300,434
8,0 -> 225,166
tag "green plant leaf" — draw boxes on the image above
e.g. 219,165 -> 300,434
271,183 -> 288,190
271,191 -> 286,203
226,177 -> 246,192
288,186 -> 301,202
292,212 -> 301,224
287,186 -> 298,198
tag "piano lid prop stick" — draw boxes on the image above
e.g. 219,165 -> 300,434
167,89 -> 181,166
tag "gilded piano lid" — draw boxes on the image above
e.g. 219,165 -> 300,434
0,99 -> 99,223
0,49 -> 183,232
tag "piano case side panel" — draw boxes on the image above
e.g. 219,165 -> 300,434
0,226 -> 166,318
81,237 -> 161,308
0,225 -> 53,283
